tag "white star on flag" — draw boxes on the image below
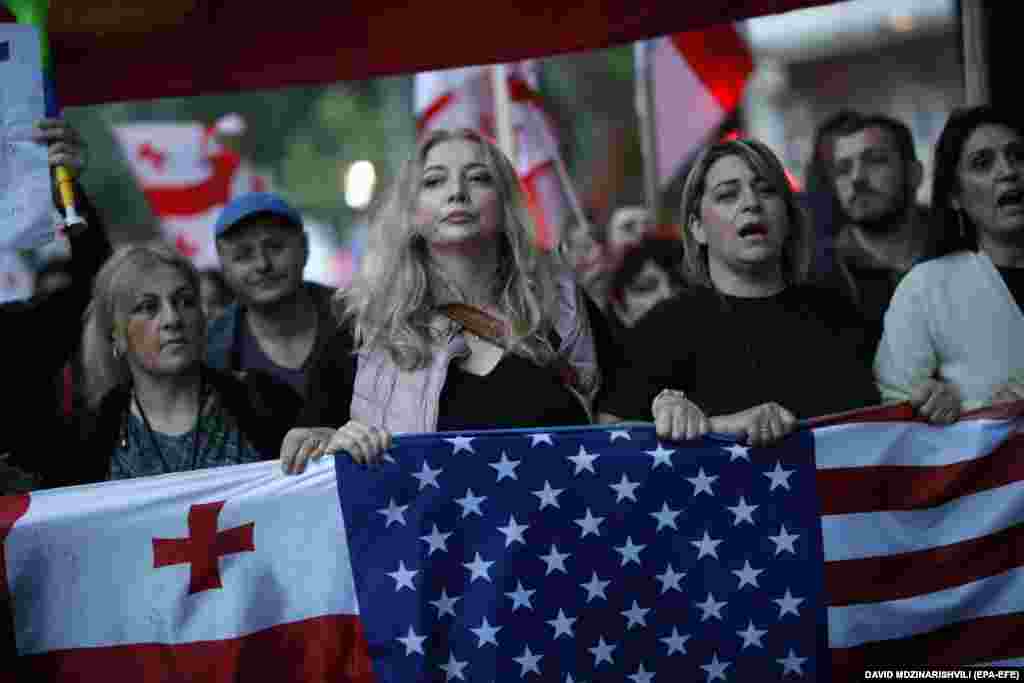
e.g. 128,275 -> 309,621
609,429 -> 631,441
410,461 -> 442,490
700,652 -> 731,682
686,467 -> 718,496
732,559 -> 764,589
588,637 -> 617,667
505,581 -> 536,611
439,652 -> 468,680
419,524 -> 452,555
529,433 -> 554,447
546,608 -> 577,639
463,552 -> 494,582
574,508 -> 605,538
444,435 -> 476,454
539,544 -> 570,574
430,588 -> 461,617
497,515 -> 529,547
532,480 -> 564,509
661,627 -> 691,655
774,588 -> 805,618
489,452 -> 521,481
650,502 -> 682,531
645,443 -> 675,469
377,498 -> 408,527
691,530 -> 723,559
614,537 -> 646,566
695,592 -> 727,621
397,625 -> 427,655
387,561 -> 417,591
764,460 -> 795,491
454,489 -> 487,517
777,648 -> 808,676
629,663 -> 655,683
737,620 -> 768,649
513,645 -> 543,676
568,445 -> 599,475
609,473 -> 641,503
768,525 -> 800,555
724,443 -> 751,461
581,571 -> 611,602
470,617 -> 502,647
621,600 -> 651,629
656,564 -> 686,593
726,496 -> 758,525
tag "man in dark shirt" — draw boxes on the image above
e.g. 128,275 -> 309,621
206,193 -> 336,408
822,113 -> 938,326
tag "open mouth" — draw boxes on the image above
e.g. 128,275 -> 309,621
737,224 -> 769,238
997,188 -> 1024,209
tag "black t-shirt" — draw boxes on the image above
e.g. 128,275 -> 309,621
600,284 -> 881,421
997,266 -> 1024,314
299,326 -> 588,431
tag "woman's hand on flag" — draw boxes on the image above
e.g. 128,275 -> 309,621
710,402 -> 797,448
651,388 -> 710,441
910,379 -> 961,425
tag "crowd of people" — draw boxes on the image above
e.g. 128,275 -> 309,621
1,103 -> 1022,492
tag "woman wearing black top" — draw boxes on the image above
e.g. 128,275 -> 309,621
599,139 -> 879,446
280,129 -> 603,473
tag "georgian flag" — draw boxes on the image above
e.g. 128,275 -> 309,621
414,61 -> 570,250
641,24 -> 755,186
111,121 -> 268,269
4,403 -> 1024,680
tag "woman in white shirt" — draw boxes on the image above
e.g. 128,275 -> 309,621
875,105 -> 1024,421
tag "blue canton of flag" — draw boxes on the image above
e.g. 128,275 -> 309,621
337,425 -> 827,681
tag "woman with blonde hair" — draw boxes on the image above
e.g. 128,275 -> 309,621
50,242 -> 298,487
600,138 -> 878,446
281,128 -> 603,472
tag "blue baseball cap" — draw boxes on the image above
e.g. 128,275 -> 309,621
213,192 -> 303,238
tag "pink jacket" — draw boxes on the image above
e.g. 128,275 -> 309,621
351,273 -> 600,434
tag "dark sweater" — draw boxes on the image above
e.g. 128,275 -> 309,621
601,284 -> 881,422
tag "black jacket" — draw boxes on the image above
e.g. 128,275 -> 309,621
45,366 -> 300,489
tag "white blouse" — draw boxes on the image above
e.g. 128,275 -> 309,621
874,250 -> 1024,411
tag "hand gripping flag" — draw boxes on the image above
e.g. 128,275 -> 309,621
3,402 -> 1024,680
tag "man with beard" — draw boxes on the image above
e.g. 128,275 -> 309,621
825,113 -> 938,327
206,193 -> 335,413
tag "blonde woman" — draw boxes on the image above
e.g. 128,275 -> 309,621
600,139 -> 879,446
50,242 -> 298,487
281,129 -> 603,472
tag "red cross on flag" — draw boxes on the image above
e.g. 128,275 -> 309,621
1,461 -> 372,680
111,121 -> 269,268
414,61 -> 571,250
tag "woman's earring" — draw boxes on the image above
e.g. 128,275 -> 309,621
112,345 -> 121,361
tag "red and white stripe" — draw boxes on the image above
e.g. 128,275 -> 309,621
816,401 -> 1024,673
414,62 -> 570,249
645,24 -> 754,186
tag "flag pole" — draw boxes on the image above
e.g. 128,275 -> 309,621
492,64 -> 516,162
634,40 -> 660,220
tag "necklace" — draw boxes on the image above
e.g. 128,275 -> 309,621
129,375 -> 206,475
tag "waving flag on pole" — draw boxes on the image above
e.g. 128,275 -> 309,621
111,121 -> 268,269
414,61 -> 573,250
639,24 -> 754,187
4,403 -> 1024,679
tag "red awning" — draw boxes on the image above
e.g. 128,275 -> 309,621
5,0 -> 837,106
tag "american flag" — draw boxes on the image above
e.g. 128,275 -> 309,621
338,403 -> 1024,681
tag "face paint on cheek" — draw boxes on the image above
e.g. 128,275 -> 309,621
126,318 -> 163,367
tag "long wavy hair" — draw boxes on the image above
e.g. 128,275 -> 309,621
81,241 -> 203,408
340,128 -> 560,370
679,138 -> 813,288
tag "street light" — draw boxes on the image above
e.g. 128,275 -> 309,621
344,160 -> 376,210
